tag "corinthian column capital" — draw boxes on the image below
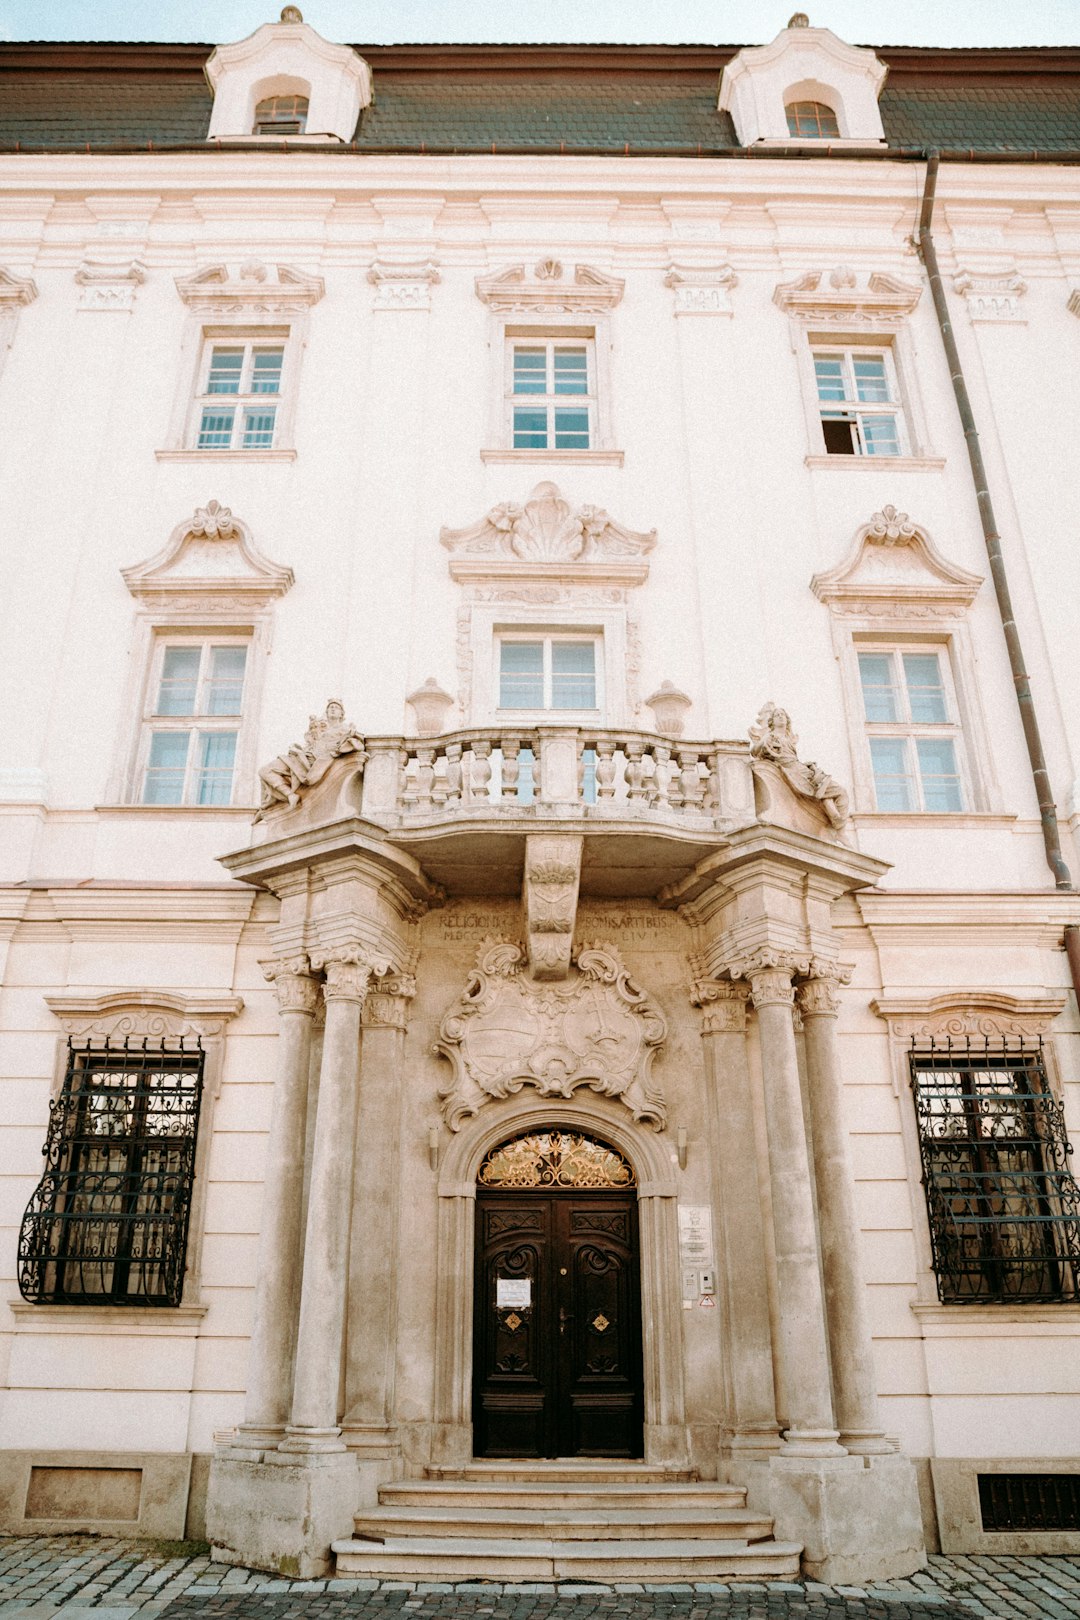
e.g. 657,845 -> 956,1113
262,956 -> 321,1016
691,978 -> 751,1034
311,945 -> 375,1003
362,973 -> 418,1030
725,948 -> 811,1009
796,959 -> 854,1019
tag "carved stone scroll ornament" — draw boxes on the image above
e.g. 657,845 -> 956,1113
524,834 -> 583,981
435,937 -> 667,1131
255,700 -> 366,819
441,481 -> 656,568
749,702 -> 851,836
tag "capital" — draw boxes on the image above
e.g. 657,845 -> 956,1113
691,978 -> 750,1034
311,945 -> 374,1003
362,972 -> 418,1029
262,955 -> 320,1016
796,959 -> 854,1019
725,947 -> 810,1009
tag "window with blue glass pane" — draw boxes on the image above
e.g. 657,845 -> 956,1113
197,409 -> 235,449
242,409 -> 277,449
205,646 -> 247,715
553,349 -> 588,394
553,409 -> 590,450
250,349 -> 284,394
868,738 -> 915,811
512,349 -> 547,395
499,642 -> 545,708
156,647 -> 200,716
195,340 -> 285,450
143,732 -> 189,804
507,339 -> 593,450
195,732 -> 238,806
206,349 -> 244,394
813,348 -> 902,457
513,408 -> 550,449
551,641 -> 596,708
859,647 -> 964,812
916,738 -> 963,812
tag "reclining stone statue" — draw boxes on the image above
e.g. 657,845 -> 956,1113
256,699 -> 365,819
749,701 -> 850,833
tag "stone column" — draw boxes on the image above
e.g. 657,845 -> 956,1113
734,951 -> 843,1455
797,964 -> 891,1454
341,971 -> 416,1459
693,979 -> 781,1455
238,957 -> 320,1445
280,946 -> 370,1452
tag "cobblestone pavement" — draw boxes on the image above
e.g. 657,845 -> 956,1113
1,1539 -> 1079,1620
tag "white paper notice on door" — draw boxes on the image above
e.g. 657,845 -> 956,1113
497,1277 -> 532,1309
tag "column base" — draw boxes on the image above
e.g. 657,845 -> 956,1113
780,1427 -> 846,1457
206,1449 -> 359,1579
840,1428 -> 898,1456
769,1451 -> 926,1583
232,1422 -> 287,1451
279,1425 -> 346,1454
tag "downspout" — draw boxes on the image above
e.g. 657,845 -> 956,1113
914,150 -> 1080,998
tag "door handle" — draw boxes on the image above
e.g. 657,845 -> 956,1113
559,1305 -> 574,1337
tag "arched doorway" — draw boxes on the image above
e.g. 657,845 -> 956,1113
472,1128 -> 644,1459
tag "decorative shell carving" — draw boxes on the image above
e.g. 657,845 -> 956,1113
441,481 -> 656,568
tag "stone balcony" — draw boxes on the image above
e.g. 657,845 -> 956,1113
231,711 -> 855,904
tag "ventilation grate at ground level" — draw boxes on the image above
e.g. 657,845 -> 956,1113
978,1473 -> 1080,1531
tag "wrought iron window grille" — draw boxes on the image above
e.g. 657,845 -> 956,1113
909,1034 -> 1080,1305
18,1035 -> 205,1307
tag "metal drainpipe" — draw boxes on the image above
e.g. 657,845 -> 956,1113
914,149 -> 1080,998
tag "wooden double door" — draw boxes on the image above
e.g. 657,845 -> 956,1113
473,1189 -> 643,1458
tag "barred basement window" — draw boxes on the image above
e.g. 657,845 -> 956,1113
18,1036 -> 205,1307
979,1473 -> 1080,1532
910,1035 -> 1080,1304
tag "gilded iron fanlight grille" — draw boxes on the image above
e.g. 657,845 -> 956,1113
18,1036 -> 205,1307
909,1035 -> 1080,1304
478,1130 -> 636,1190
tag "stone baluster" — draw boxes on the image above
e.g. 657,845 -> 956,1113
625,737 -> 648,802
692,978 -> 781,1456
677,746 -> 703,811
444,741 -> 462,806
414,744 -> 436,812
704,749 -> 722,814
237,957 -> 320,1447
731,950 -> 844,1455
595,736 -> 618,800
281,945 -> 371,1451
651,741 -> 673,809
469,737 -> 492,803
501,738 -> 520,800
797,963 -> 892,1454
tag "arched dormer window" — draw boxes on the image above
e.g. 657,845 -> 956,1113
254,93 -> 309,135
785,99 -> 840,137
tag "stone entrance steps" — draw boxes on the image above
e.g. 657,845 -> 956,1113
332,1462 -> 802,1582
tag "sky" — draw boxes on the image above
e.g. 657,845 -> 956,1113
0,0 -> 1078,47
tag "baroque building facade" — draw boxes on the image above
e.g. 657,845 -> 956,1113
1,10 -> 1080,1583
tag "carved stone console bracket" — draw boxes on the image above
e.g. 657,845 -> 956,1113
523,834 -> 583,980
435,935 -> 667,1131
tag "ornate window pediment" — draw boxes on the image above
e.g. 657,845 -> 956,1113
436,936 -> 667,1132
441,481 -> 655,589
175,260 -> 324,318
205,14 -> 371,143
121,500 -> 294,614
719,21 -> 887,146
811,505 -> 983,620
774,266 -> 921,328
476,261 -> 624,315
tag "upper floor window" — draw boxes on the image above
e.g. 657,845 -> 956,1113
785,99 -> 840,137
194,338 -> 284,451
910,1035 -> 1080,1304
858,647 -> 964,812
18,1036 -> 205,1307
814,347 -> 903,457
253,93 -> 309,134
498,634 -> 599,712
507,338 -> 594,452
141,637 -> 249,806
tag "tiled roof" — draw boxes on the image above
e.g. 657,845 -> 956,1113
0,44 -> 1078,154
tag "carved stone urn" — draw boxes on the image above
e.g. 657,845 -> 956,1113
644,680 -> 692,737
407,678 -> 455,737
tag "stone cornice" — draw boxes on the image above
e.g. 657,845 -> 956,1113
774,266 -> 921,326
122,499 -> 294,610
175,260 -> 324,317
812,504 -> 983,618
870,990 -> 1069,1041
45,990 -> 244,1040
475,261 -> 624,314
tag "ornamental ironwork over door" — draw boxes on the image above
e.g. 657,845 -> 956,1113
473,1131 -> 643,1458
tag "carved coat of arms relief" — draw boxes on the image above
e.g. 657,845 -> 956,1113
435,937 -> 667,1132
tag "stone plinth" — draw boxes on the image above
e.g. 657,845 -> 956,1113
768,1451 -> 925,1583
206,1449 -> 359,1578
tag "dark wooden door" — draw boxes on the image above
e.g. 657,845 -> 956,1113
473,1190 -> 643,1458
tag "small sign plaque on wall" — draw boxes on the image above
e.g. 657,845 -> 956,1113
678,1205 -> 714,1269
497,1278 -> 532,1309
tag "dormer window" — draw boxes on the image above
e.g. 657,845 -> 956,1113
253,93 -> 308,135
785,99 -> 840,138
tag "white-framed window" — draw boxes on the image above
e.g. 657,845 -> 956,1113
858,647 -> 965,812
138,637 -> 250,806
505,337 -> 595,451
785,99 -> 840,137
813,346 -> 905,457
191,337 -> 285,451
497,632 -> 601,713
253,93 -> 309,134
